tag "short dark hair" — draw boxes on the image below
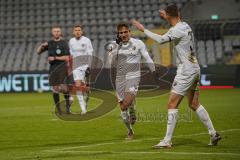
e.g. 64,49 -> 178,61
165,4 -> 179,17
51,24 -> 61,29
117,22 -> 130,31
74,25 -> 83,29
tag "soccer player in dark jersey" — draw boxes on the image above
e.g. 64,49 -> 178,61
37,26 -> 71,114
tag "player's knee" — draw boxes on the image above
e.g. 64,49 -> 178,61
52,86 -> 59,93
122,99 -> 131,108
75,80 -> 83,87
122,101 -> 128,108
190,101 -> 200,111
59,85 -> 69,94
168,102 -> 177,109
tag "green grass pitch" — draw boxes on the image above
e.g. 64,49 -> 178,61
0,89 -> 239,160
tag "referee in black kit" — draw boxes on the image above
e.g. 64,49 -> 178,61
37,25 -> 72,114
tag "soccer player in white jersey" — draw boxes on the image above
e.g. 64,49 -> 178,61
109,23 -> 156,139
69,25 -> 93,114
132,4 -> 221,148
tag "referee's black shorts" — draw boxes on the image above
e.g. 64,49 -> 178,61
49,63 -> 70,86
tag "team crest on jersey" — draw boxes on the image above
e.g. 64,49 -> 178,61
81,44 -> 85,47
130,46 -> 137,55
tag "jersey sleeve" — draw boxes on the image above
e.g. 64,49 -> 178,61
86,38 -> 93,67
68,39 -> 74,55
87,39 -> 93,55
138,40 -> 155,72
144,27 -> 186,44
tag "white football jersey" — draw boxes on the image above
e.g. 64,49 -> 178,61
144,21 -> 200,74
110,38 -> 155,80
69,36 -> 93,70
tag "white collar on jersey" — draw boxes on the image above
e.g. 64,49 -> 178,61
75,36 -> 83,41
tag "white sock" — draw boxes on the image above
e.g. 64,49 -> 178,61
164,109 -> 178,142
196,105 -> 216,136
121,110 -> 132,131
76,91 -> 86,113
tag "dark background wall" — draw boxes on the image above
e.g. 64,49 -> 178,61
182,0 -> 240,21
0,65 -> 239,92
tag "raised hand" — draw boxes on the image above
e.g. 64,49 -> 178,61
132,20 -> 145,32
159,9 -> 167,20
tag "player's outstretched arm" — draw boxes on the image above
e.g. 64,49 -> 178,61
37,42 -> 48,55
132,20 -> 145,32
132,20 -> 170,44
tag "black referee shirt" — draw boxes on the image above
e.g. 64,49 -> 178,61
47,39 -> 70,65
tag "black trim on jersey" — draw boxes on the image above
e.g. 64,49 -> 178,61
168,36 -> 172,42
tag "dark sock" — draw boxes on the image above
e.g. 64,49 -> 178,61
53,93 -> 61,113
64,94 -> 70,113
53,93 -> 60,106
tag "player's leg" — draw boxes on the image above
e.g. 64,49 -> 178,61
84,67 -> 91,108
120,92 -> 135,110
57,65 -> 72,114
49,67 -> 62,114
153,92 -> 183,148
116,78 -> 137,139
120,92 -> 135,140
187,86 -> 221,146
128,99 -> 136,125
58,84 -> 71,114
52,85 -> 61,114
75,80 -> 87,114
73,69 -> 87,114
125,78 -> 139,125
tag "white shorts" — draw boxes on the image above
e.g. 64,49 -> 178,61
116,77 -> 140,102
171,71 -> 200,96
73,68 -> 86,81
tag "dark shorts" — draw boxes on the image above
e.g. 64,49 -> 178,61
49,64 -> 70,86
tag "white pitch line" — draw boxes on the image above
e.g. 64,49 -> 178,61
46,150 -> 240,157
163,151 -> 240,156
44,128 -> 240,152
50,142 -> 118,151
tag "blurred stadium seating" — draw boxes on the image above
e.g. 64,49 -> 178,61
0,0 -> 239,72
